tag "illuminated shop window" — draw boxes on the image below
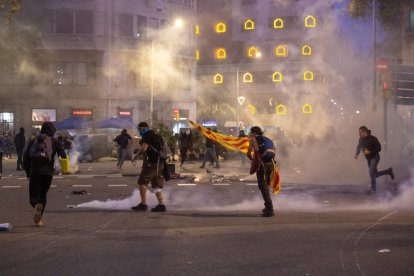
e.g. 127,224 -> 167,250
272,72 -> 283,82
195,24 -> 200,35
243,72 -> 253,83
215,48 -> 226,59
304,70 -> 314,81
215,22 -> 226,33
276,104 -> 286,115
244,19 -> 255,30
305,15 -> 316,28
213,73 -> 223,84
195,50 -> 199,60
247,46 -> 259,58
302,45 -> 312,56
247,104 -> 255,115
302,103 -> 313,114
275,45 -> 287,57
273,18 -> 284,29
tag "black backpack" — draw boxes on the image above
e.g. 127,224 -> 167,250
149,134 -> 169,160
30,134 -> 53,163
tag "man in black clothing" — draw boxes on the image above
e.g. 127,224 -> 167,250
23,122 -> 67,226
179,131 -> 191,167
14,127 -> 26,171
114,129 -> 132,170
355,126 -> 394,194
131,122 -> 166,212
200,129 -> 219,169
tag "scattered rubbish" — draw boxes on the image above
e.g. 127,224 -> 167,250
66,196 -> 69,199
88,167 -> 93,171
0,223 -> 13,231
67,205 -> 78,208
378,249 -> 390,253
71,190 -> 88,195
323,201 -> 330,204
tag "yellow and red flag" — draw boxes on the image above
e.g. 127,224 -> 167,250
189,120 -> 281,195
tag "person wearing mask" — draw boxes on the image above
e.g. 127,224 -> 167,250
131,122 -> 167,212
14,127 -> 26,171
247,126 -> 275,217
355,126 -> 394,194
113,129 -> 132,171
200,128 -> 219,169
23,122 -> 67,226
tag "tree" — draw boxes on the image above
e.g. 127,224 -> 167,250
0,0 -> 20,21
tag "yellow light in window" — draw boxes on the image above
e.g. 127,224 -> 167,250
244,19 -> 255,30
195,24 -> 200,35
215,48 -> 226,59
276,104 -> 286,115
302,103 -> 313,114
247,104 -> 255,115
275,45 -> 287,57
304,70 -> 314,81
214,73 -> 223,84
302,45 -> 312,56
215,22 -> 226,33
305,15 -> 316,28
272,72 -> 283,82
247,46 -> 259,58
273,18 -> 284,29
243,72 -> 253,83
195,50 -> 199,60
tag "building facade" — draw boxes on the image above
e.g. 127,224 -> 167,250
0,0 -> 197,136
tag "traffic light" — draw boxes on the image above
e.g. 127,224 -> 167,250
173,109 -> 180,121
382,71 -> 393,100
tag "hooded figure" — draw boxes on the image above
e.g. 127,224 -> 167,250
23,122 -> 66,227
14,127 -> 26,170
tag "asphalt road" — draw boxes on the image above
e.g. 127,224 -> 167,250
1,172 -> 413,276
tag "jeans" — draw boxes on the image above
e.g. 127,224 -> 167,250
180,147 -> 188,164
257,162 -> 274,211
201,147 -> 219,167
117,148 -> 127,169
367,154 -> 391,192
29,175 -> 53,214
16,149 -> 23,170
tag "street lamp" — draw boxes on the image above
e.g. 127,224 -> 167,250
149,18 -> 185,128
236,51 -> 261,132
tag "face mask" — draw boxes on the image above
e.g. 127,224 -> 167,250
139,128 -> 149,137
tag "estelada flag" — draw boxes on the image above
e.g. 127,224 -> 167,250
189,120 -> 281,195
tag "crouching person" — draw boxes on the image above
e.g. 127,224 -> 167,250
131,122 -> 167,212
23,122 -> 66,227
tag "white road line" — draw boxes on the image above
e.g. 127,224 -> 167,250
51,185 -> 57,188
177,183 -> 197,186
54,176 -> 63,179
108,175 -> 122,178
18,178 -> 27,180
108,184 -> 128,187
245,183 -> 257,186
72,184 -> 92,187
77,175 -> 94,178
212,183 -> 231,186
2,186 -> 21,188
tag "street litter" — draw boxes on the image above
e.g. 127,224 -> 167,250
71,190 -> 88,195
67,205 -> 78,208
378,249 -> 390,253
0,223 -> 13,231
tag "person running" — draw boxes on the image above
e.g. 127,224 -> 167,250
131,122 -> 167,212
200,128 -> 219,169
355,126 -> 394,194
23,122 -> 67,226
113,129 -> 132,171
179,131 -> 191,167
247,126 -> 275,217
14,127 -> 26,171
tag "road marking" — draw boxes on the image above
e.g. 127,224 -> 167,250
18,177 -> 27,180
55,176 -> 64,179
212,183 -> 231,186
108,184 -> 128,187
177,183 -> 197,186
108,175 -> 122,178
72,184 -> 92,187
51,185 -> 57,188
245,183 -> 257,186
2,186 -> 21,188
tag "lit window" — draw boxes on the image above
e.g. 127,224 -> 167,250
273,18 -> 284,29
247,46 -> 259,58
215,22 -> 226,33
275,45 -> 287,57
195,24 -> 200,35
247,104 -> 255,115
276,104 -> 286,115
214,73 -> 223,84
302,45 -> 312,56
305,15 -> 316,28
272,72 -> 282,82
244,19 -> 255,30
215,48 -> 226,59
304,70 -> 314,81
302,103 -> 313,114
195,50 -> 199,60
243,72 -> 253,83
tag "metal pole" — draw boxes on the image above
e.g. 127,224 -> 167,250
150,40 -> 154,127
372,0 -> 377,111
236,65 -> 240,133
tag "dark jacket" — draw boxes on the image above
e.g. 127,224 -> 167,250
205,137 -> 215,149
356,135 -> 381,160
114,133 -> 132,149
23,122 -> 66,177
14,128 -> 26,152
179,133 -> 191,149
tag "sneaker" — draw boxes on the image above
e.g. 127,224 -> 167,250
365,189 -> 376,195
151,204 -> 167,212
389,168 -> 395,180
131,203 -> 148,211
36,220 -> 44,227
262,210 -> 274,217
33,203 -> 44,224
